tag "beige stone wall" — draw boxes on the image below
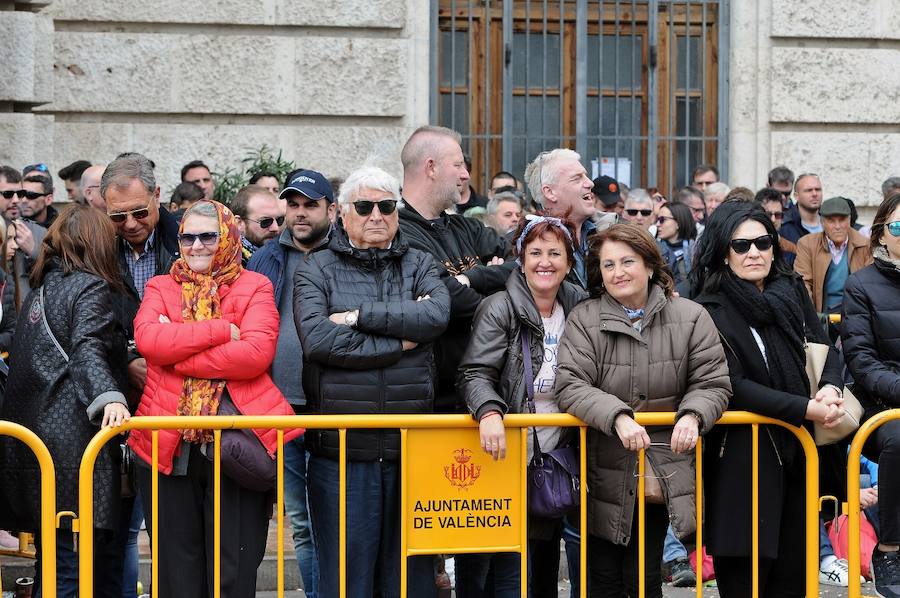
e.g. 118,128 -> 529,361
29,0 -> 430,196
729,0 -> 900,209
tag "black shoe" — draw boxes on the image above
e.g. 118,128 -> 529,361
669,558 -> 697,588
873,548 -> 900,598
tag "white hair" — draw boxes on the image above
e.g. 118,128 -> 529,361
624,188 -> 653,208
486,191 -> 523,215
524,148 -> 582,204
704,182 -> 731,199
337,166 -> 402,207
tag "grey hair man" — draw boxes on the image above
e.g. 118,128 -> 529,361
622,188 -> 656,233
485,191 -> 523,236
295,164 -> 449,597
399,125 -> 510,412
81,164 -> 107,211
524,148 -> 596,288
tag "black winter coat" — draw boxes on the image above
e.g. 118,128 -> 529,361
696,275 -> 843,559
398,203 -> 512,410
842,256 -> 900,418
294,227 -> 451,461
0,265 -> 129,532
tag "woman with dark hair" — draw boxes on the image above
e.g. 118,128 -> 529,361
555,223 -> 730,598
458,215 -> 586,597
691,201 -> 845,597
656,202 -> 697,296
0,204 -> 131,598
129,200 -> 301,597
842,192 -> 900,597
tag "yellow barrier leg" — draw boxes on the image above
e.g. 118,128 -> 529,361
277,430 -> 285,598
695,437 -> 703,598
638,448 -> 646,598
848,432 -> 864,598
751,424 -> 758,598
400,429 -> 408,598
520,427 -> 528,598
339,429 -> 347,598
152,431 -> 159,598
214,429 -> 221,598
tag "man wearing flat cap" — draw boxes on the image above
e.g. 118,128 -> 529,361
794,196 -> 872,315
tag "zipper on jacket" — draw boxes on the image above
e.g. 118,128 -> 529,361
377,264 -> 385,461
765,427 -> 783,467
718,429 -> 728,458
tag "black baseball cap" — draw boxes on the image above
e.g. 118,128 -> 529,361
592,175 -> 620,207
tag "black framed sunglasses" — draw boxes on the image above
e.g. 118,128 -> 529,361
177,232 -> 220,248
247,215 -> 285,229
352,199 -> 398,216
625,208 -> 653,217
21,190 -> 46,201
0,190 -> 25,200
108,201 -> 153,224
729,235 -> 775,254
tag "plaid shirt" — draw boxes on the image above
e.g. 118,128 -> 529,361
124,231 -> 157,299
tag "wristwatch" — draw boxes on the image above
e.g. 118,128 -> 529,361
344,310 -> 358,328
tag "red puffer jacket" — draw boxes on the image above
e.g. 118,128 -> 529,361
128,270 -> 302,474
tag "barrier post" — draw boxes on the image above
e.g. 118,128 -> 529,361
0,422 -> 57,598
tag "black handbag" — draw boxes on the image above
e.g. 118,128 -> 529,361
208,393 -> 277,492
521,328 -> 580,518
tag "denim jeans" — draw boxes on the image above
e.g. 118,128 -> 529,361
562,515 -> 582,598
455,552 -> 521,598
284,435 -> 318,598
662,525 -> 689,564
34,525 -> 126,598
122,495 -> 141,598
307,455 -> 435,598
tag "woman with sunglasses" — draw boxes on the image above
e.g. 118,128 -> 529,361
129,200 -> 300,598
842,192 -> 900,597
555,223 -> 730,598
457,215 -> 586,597
655,202 -> 697,296
691,201 -> 844,597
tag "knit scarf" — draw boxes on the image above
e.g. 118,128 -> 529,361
170,201 -> 243,443
719,272 -> 810,398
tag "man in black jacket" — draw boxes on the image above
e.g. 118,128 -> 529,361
398,125 -> 512,411
295,165 -> 449,598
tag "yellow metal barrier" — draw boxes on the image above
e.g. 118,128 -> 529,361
75,411 -> 821,598
0,421 -> 58,597
847,408 -> 900,598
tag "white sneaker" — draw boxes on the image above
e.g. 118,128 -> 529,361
820,557 -> 865,587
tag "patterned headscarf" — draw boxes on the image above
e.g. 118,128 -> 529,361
169,200 -> 242,443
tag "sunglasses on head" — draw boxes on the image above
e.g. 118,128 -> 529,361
625,209 -> 653,217
23,163 -> 48,175
177,232 -> 220,248
729,235 -> 775,254
352,199 -> 398,216
248,215 -> 285,229
886,221 -> 900,237
107,202 -> 152,224
0,190 -> 25,200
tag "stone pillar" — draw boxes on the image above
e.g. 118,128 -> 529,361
0,1 -> 54,167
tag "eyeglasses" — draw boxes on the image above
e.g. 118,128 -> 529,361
625,209 -> 653,217
656,216 -> 675,225
177,232 -> 220,248
108,201 -> 153,224
0,190 -> 25,200
886,221 -> 900,237
729,235 -> 775,254
352,199 -> 398,216
23,163 -> 48,175
765,211 -> 784,220
247,215 -> 285,229
21,190 -> 46,201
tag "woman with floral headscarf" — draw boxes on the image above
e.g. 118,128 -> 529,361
129,200 -> 301,598
457,215 -> 587,597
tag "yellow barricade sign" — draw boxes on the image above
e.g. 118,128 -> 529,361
405,427 -> 523,553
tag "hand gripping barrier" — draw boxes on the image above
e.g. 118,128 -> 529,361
74,411 -> 820,598
0,421 -> 57,597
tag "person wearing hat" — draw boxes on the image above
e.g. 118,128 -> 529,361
794,196 -> 872,316
592,175 -> 623,215
247,167 -> 337,598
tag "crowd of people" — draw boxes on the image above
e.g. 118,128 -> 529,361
0,128 -> 898,598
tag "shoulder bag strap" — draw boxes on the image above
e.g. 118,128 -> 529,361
520,326 -> 543,459
40,286 -> 69,363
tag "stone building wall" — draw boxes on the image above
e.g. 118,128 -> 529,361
729,0 -> 900,209
20,0 -> 431,196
